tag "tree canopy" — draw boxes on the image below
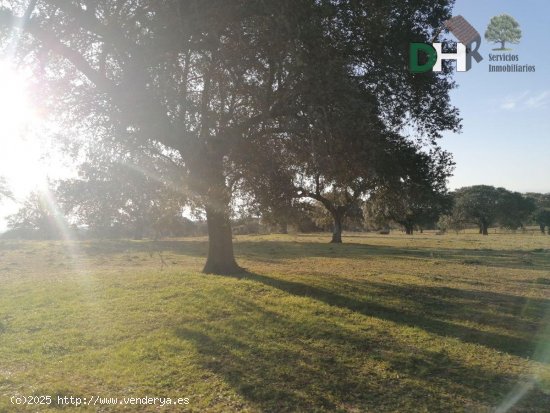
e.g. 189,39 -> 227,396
451,185 -> 535,235
453,186 -> 502,235
57,154 -> 187,239
533,208 -> 550,234
485,14 -> 522,50
6,190 -> 66,239
1,0 -> 460,271
365,147 -> 454,235
238,0 -> 460,243
497,191 -> 535,230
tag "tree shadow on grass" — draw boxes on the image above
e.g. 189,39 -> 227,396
78,239 -> 550,356
365,282 -> 550,332
73,238 -> 550,410
78,239 -> 550,272
174,290 -> 550,412
225,271 -> 550,359
237,240 -> 550,272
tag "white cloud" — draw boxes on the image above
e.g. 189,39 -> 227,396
525,91 -> 550,109
500,90 -> 550,111
500,100 -> 517,110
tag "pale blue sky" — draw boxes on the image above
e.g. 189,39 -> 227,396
441,0 -> 550,192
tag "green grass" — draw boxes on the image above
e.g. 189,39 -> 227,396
1,232 -> 550,412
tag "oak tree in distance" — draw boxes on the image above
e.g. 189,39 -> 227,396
485,14 -> 522,51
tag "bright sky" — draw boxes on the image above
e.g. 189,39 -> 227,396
441,0 -> 550,193
0,60 -> 72,229
0,0 -> 549,230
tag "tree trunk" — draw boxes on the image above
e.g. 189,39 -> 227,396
501,40 -> 505,49
330,213 -> 343,243
481,222 -> 489,236
399,221 -> 414,235
199,147 -> 241,275
540,224 -> 545,234
279,222 -> 288,234
203,206 -> 240,274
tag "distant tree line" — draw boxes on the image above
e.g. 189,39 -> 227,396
3,176 -> 548,240
437,186 -> 547,235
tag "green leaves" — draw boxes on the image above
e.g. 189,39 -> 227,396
485,14 -> 522,49
452,186 -> 535,233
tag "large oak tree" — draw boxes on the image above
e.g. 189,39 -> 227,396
2,0 -> 315,273
240,0 -> 461,243
1,0 -> 460,269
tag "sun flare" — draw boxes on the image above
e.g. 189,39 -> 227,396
0,60 -> 49,195
0,61 -> 32,135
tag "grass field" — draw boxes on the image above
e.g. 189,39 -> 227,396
1,232 -> 549,412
